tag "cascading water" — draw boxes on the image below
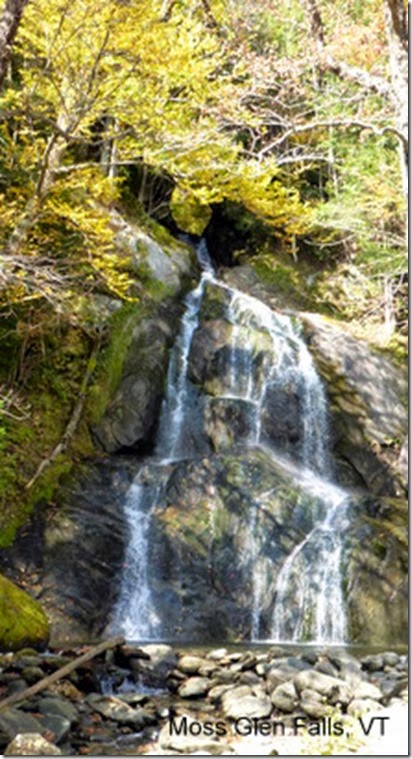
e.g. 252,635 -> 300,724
112,240 -> 350,644
111,243 -> 215,640
156,242 -> 214,462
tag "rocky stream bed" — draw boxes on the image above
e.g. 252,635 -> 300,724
0,640 -> 408,756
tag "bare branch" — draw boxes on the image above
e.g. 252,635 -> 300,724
258,119 -> 408,159
322,55 -> 394,101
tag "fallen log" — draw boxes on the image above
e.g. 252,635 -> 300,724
0,635 -> 124,712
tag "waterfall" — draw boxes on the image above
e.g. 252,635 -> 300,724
155,241 -> 214,462
111,473 -> 164,640
112,240 -> 349,644
111,243 -> 214,640
270,476 -> 349,643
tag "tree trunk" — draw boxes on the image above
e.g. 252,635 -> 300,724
0,0 -> 29,90
384,0 -> 408,200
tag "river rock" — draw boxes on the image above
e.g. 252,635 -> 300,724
140,644 -> 178,674
299,688 -> 329,718
158,715 -> 226,755
352,681 -> 383,701
360,654 -> 385,672
178,677 -> 211,698
178,656 -> 211,675
85,695 -> 148,728
221,686 -> 272,720
347,698 -> 383,716
270,681 -> 298,712
37,696 -> 79,725
382,651 -> 399,667
0,709 -> 44,748
37,713 -> 71,744
293,670 -> 351,705
207,648 -> 228,660
4,733 -> 62,756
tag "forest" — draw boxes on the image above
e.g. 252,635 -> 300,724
0,0 -> 408,550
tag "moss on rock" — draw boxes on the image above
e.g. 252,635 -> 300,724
0,574 -> 49,651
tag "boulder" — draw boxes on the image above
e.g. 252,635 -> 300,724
221,686 -> 272,720
270,681 -> 298,713
299,688 -> 329,718
293,670 -> 351,705
179,655 -> 211,675
0,575 -> 49,651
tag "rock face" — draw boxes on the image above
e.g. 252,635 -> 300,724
93,311 -> 181,452
96,448 -> 406,645
93,220 -> 197,453
0,574 -> 49,651
37,460 -> 136,646
300,313 -> 408,496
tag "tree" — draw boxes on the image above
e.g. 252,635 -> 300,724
0,0 -> 29,89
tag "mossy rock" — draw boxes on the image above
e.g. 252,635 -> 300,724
0,574 -> 49,651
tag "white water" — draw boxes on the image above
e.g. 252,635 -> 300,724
112,475 -> 163,640
113,240 -> 349,644
156,244 -> 214,462
270,476 -> 349,643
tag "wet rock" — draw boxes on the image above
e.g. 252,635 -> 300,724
39,459 -> 132,644
221,685 -> 272,720
4,733 -> 62,756
0,709 -> 44,748
85,695 -> 148,728
37,714 -> 71,744
301,312 -> 407,496
94,314 -> 179,453
37,696 -> 79,725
